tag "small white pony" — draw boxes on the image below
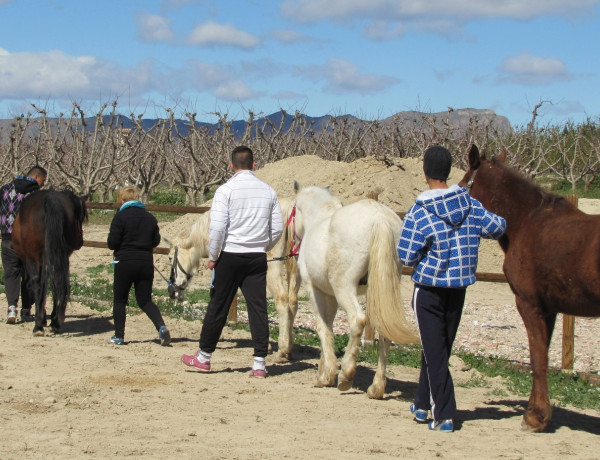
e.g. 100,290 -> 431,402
163,197 -> 301,362
293,182 -> 418,398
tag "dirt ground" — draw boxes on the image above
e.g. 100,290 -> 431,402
1,156 -> 600,459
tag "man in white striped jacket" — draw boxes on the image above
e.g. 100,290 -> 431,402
182,145 -> 283,378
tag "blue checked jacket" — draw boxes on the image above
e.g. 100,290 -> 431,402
397,185 -> 506,288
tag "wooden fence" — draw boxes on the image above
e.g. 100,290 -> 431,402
83,198 -> 578,371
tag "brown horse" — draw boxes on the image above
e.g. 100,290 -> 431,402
459,144 -> 600,432
11,190 -> 87,335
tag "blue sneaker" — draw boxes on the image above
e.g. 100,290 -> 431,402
159,325 -> 171,346
429,419 -> 454,432
107,336 -> 125,345
410,404 -> 428,423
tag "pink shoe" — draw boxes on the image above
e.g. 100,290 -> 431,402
181,354 -> 211,372
249,369 -> 267,378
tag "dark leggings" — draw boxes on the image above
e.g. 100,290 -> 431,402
200,251 -> 268,358
113,258 -> 165,339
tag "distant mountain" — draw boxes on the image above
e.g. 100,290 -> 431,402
0,108 -> 512,143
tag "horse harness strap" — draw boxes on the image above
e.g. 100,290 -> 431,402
170,247 -> 192,283
466,169 -> 478,192
285,204 -> 301,258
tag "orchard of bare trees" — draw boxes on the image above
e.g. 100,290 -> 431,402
1,100 -> 599,203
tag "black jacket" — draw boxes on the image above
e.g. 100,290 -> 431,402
107,207 -> 160,261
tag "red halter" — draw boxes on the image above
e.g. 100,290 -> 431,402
285,204 -> 302,257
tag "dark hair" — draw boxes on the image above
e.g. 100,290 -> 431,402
231,145 -> 253,170
27,165 -> 47,178
423,145 -> 452,181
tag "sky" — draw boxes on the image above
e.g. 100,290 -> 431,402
0,0 -> 599,128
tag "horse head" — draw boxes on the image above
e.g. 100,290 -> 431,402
163,236 -> 195,300
293,181 -> 343,239
458,144 -> 508,211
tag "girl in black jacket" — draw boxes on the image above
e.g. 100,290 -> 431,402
106,186 -> 170,346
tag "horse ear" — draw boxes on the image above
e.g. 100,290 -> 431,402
497,149 -> 507,163
294,180 -> 302,194
467,144 -> 481,169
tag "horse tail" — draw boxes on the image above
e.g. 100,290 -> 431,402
43,193 -> 70,325
366,220 -> 418,344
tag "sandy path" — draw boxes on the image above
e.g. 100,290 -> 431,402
2,299 -> 599,460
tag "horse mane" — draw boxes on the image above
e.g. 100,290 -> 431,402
179,211 -> 210,252
61,189 -> 88,223
490,156 -> 569,209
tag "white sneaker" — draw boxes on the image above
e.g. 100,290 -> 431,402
6,306 -> 17,324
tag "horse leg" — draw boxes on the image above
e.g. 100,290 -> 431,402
517,297 -> 556,432
335,290 -> 366,392
29,262 -> 46,336
49,293 -> 61,333
269,263 -> 293,363
367,336 -> 391,399
310,288 -> 338,387
283,259 -> 300,362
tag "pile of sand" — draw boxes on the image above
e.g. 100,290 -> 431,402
157,155 -> 504,278
161,155 -> 464,236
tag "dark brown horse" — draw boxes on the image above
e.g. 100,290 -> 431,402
11,190 -> 87,335
459,144 -> 600,432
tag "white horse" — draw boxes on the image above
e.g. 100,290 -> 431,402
293,182 -> 418,398
163,197 -> 301,362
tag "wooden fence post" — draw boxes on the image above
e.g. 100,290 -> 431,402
562,195 -> 578,371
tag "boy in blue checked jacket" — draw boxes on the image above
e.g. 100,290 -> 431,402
397,146 -> 506,433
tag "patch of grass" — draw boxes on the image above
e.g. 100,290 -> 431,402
150,188 -> 186,206
458,353 -> 600,409
87,209 -> 117,225
547,178 -> 600,199
70,267 -> 600,411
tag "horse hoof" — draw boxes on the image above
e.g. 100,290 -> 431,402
33,329 -> 45,337
337,379 -> 354,392
273,352 -> 291,364
521,411 -> 549,433
366,384 -> 385,400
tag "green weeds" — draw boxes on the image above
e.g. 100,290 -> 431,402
65,266 -> 600,410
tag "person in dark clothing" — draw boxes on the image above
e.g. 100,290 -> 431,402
1,166 -> 47,323
106,186 -> 170,346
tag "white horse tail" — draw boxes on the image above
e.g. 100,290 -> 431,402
366,220 -> 419,344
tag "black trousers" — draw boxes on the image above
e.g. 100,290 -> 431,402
113,258 -> 165,339
412,284 -> 466,421
200,251 -> 268,358
1,238 -> 33,309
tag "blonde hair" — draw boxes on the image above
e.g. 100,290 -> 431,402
118,186 -> 141,203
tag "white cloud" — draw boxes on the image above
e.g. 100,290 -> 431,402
187,21 -> 260,49
0,50 -> 159,101
215,81 -> 256,101
135,13 -> 174,43
188,61 -> 257,101
301,58 -> 400,95
281,0 -> 599,22
498,53 -> 571,85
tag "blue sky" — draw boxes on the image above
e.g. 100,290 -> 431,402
0,0 -> 598,128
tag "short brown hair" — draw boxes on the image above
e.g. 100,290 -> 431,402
118,185 -> 141,202
231,145 -> 253,170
